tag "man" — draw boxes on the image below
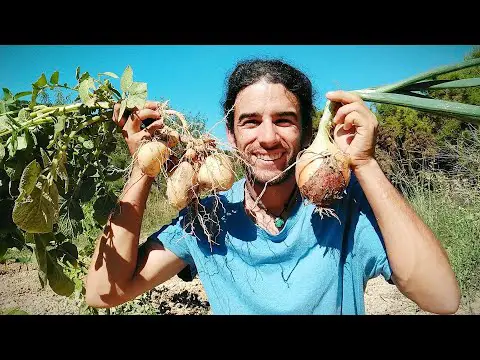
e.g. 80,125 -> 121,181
85,59 -> 460,315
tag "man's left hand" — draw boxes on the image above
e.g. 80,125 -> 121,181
326,90 -> 379,170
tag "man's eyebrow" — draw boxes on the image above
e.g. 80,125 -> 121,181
238,112 -> 261,122
275,111 -> 298,119
238,111 -> 298,122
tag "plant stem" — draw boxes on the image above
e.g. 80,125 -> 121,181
0,103 -> 111,138
311,100 -> 336,148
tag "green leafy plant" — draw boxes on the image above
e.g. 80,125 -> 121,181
0,66 -> 154,296
0,64 -> 238,298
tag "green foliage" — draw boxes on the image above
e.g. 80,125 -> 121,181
408,171 -> 480,301
372,47 -> 480,190
0,65 -> 150,297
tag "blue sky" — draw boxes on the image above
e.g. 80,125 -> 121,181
0,45 -> 475,142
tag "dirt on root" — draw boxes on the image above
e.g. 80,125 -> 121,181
1,262 -> 478,315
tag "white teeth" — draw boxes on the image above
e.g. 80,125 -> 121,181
255,153 -> 283,161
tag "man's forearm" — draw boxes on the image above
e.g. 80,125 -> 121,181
353,159 -> 460,313
85,166 -> 154,301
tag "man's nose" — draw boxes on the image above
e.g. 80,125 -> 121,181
258,120 -> 279,148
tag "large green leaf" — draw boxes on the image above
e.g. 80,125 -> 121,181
93,193 -> 118,225
16,135 -> 28,151
2,88 -> 13,101
40,148 -> 52,168
0,115 -> 9,131
0,143 -> 5,162
126,94 -> 145,109
34,74 -> 48,88
121,66 -> 133,93
79,177 -> 96,203
57,242 -> 78,267
5,157 -> 26,181
128,82 -> 147,96
79,78 -> 96,107
12,180 -> 59,233
17,159 -> 41,202
17,108 -> 29,123
58,199 -> 84,238
46,249 -> 75,296
50,71 -> 59,85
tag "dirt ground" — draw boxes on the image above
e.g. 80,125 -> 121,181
1,262 -> 478,315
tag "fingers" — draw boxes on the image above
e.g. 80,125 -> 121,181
113,101 -> 162,129
112,103 -> 127,128
145,119 -> 165,133
326,90 -> 363,105
124,109 -> 162,133
136,118 -> 167,139
343,111 -> 361,131
333,102 -> 368,125
333,123 -> 355,152
144,101 -> 161,110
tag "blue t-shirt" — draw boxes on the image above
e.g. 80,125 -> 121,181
148,176 -> 392,315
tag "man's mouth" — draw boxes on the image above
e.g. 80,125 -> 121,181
252,152 -> 284,162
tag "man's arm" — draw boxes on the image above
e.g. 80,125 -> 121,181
84,166 -> 187,308
354,159 -> 460,314
84,101 -> 187,308
327,90 -> 460,314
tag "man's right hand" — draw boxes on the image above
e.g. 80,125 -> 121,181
112,101 -> 165,156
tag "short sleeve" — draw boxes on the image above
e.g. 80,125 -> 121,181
348,176 -> 393,283
147,212 -> 197,273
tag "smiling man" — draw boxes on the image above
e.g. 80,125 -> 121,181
85,58 -> 460,315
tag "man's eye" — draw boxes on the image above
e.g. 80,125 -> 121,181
276,119 -> 292,125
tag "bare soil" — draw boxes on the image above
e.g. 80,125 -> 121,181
1,262 -> 478,315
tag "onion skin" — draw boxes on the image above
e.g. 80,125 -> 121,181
185,148 -> 197,162
295,100 -> 351,207
296,149 -> 350,207
137,141 -> 170,177
197,153 -> 235,192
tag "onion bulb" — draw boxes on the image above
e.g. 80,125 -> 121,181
166,161 -> 198,210
197,153 -> 235,192
295,100 -> 351,207
137,141 -> 170,177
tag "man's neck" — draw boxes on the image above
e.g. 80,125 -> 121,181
245,175 -> 297,216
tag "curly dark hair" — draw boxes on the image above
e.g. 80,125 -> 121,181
222,58 -> 315,145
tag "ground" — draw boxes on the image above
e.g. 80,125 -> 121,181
1,262 -> 478,315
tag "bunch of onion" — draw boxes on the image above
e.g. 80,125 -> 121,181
295,57 -> 480,210
135,110 -> 235,211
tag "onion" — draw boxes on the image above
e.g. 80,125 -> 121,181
166,161 -> 198,210
295,101 -> 351,207
197,153 -> 235,192
136,141 -> 170,177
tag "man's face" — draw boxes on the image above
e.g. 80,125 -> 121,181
227,80 -> 303,185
